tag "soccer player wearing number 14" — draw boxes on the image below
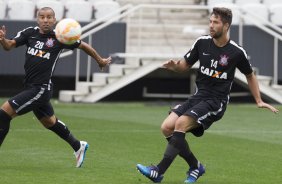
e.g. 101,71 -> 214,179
136,7 -> 278,183
0,7 -> 111,167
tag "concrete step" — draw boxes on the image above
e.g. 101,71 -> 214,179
89,83 -> 106,93
109,64 -> 140,75
128,33 -> 200,40
129,9 -> 206,20
59,90 -> 88,103
109,64 -> 125,75
127,17 -> 208,24
272,84 -> 282,95
257,75 -> 272,86
122,58 -> 142,67
128,26 -> 208,39
123,66 -> 139,75
76,81 -> 106,93
129,23 -> 207,33
129,23 -> 207,30
126,45 -> 189,54
128,37 -> 196,46
93,73 -> 123,84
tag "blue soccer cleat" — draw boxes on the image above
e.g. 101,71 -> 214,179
184,163 -> 205,183
136,164 -> 164,183
74,141 -> 89,168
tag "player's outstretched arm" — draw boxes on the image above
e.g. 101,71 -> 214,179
162,59 -> 191,73
245,72 -> 279,113
78,41 -> 111,71
0,25 -> 16,50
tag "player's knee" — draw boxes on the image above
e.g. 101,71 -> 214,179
160,123 -> 169,134
40,116 -> 56,128
161,121 -> 174,136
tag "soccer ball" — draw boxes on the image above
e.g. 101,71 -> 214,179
55,18 -> 82,45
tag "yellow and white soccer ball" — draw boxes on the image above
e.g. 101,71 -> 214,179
55,18 -> 82,45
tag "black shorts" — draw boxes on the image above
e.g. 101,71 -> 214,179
8,84 -> 54,119
171,96 -> 227,137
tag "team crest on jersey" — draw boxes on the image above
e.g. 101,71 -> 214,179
219,55 -> 229,66
46,38 -> 54,47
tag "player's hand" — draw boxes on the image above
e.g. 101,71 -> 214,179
98,56 -> 111,71
162,59 -> 180,70
257,101 -> 279,113
0,25 -> 6,41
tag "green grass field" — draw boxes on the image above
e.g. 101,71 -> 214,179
0,99 -> 281,184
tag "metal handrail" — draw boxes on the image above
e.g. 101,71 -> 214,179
241,9 -> 282,35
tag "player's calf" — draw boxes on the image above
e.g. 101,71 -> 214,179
0,109 -> 12,146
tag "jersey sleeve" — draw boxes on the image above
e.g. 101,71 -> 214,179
13,27 -> 34,47
236,50 -> 253,75
61,40 -> 81,50
183,39 -> 199,66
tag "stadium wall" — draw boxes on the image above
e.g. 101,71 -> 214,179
230,25 -> 282,80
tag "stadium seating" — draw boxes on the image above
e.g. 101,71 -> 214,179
65,0 -> 93,22
93,1 -> 121,20
59,0 -> 85,4
235,0 -> 261,6
207,0 -> 234,14
7,0 -> 35,20
263,0 -> 282,7
209,3 -> 241,25
241,3 -> 268,25
36,0 -> 65,20
89,0 -> 115,4
208,0 -> 234,6
0,0 -> 6,19
269,4 -> 282,25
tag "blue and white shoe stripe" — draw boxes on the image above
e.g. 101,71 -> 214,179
189,169 -> 199,179
136,164 -> 164,183
150,170 -> 159,178
185,163 -> 205,183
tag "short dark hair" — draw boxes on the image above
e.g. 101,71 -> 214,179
37,7 -> 55,17
211,7 -> 232,26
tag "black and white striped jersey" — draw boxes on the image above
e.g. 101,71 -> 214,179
13,26 -> 81,86
184,35 -> 253,100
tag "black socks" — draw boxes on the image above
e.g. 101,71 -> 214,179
0,109 -> 12,146
157,131 -> 198,175
166,134 -> 198,169
48,119 -> 80,151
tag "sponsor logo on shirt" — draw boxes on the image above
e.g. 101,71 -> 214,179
200,66 -> 228,79
219,55 -> 229,66
27,47 -> 50,59
46,38 -> 55,48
